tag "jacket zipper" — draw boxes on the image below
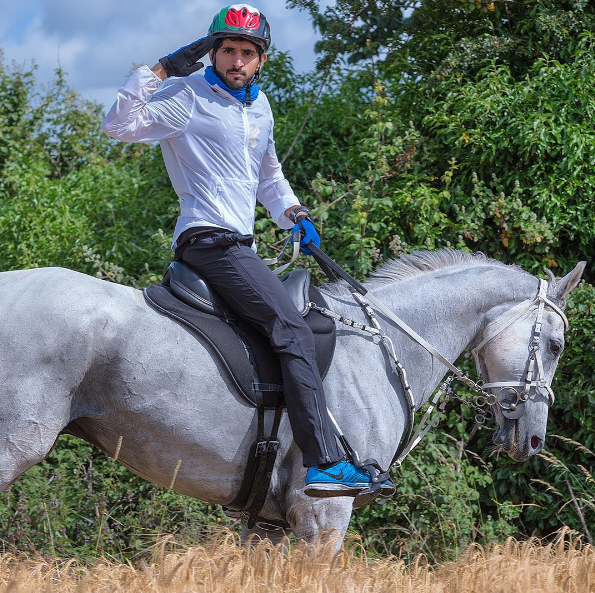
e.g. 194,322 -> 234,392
313,391 -> 331,463
240,105 -> 255,183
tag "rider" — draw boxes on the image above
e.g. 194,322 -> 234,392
102,4 -> 388,497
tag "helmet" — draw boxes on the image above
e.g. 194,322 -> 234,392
208,4 -> 271,52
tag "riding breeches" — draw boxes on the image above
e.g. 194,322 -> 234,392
175,227 -> 343,467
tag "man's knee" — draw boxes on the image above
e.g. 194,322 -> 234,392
270,316 -> 316,354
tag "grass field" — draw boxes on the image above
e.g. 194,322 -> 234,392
0,530 -> 593,592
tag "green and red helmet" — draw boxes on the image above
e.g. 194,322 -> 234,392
208,4 -> 271,52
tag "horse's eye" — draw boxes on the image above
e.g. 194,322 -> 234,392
550,340 -> 563,355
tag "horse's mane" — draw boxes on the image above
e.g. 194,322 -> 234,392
322,249 -> 535,296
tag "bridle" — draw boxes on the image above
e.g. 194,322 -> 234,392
303,244 -> 570,470
470,279 -> 568,420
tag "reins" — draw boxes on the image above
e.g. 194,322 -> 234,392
304,243 -> 568,473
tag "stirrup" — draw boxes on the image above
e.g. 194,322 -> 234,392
353,480 -> 396,509
351,457 -> 394,509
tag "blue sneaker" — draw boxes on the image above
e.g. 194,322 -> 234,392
304,460 -> 394,498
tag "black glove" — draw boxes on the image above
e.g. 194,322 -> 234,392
159,36 -> 213,77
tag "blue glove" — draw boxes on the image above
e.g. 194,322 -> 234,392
159,36 -> 213,77
293,219 -> 320,255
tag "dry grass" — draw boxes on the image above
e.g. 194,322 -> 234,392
0,530 -> 594,593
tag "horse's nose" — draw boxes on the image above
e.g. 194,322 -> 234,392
530,435 -> 543,453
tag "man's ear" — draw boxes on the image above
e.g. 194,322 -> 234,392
209,49 -> 214,63
260,53 -> 267,66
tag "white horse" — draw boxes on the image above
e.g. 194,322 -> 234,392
0,250 -> 584,545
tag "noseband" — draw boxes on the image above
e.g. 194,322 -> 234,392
470,279 -> 568,419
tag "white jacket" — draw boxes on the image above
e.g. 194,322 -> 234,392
102,65 -> 299,248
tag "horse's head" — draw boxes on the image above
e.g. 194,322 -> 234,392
474,262 -> 586,462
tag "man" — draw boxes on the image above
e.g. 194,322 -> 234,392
102,4 -> 385,496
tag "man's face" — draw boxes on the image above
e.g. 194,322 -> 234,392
209,39 -> 266,90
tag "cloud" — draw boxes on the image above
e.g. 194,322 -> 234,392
0,0 -> 321,108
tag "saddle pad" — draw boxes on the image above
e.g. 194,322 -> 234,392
143,284 -> 336,408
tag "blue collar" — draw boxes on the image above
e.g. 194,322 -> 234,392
204,66 -> 259,105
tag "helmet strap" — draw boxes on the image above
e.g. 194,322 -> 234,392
245,66 -> 261,106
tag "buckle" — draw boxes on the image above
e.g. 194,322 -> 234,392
255,440 -> 280,457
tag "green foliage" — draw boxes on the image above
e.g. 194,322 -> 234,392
290,0 -> 595,77
259,48 -> 371,190
0,436 -> 231,561
351,430 -> 520,561
0,0 -> 595,561
0,61 -> 175,284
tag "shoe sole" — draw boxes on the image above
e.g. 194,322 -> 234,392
304,483 -> 366,498
304,483 -> 395,499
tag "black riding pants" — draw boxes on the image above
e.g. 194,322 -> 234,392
175,227 -> 343,467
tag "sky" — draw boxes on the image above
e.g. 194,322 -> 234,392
0,0 -> 326,110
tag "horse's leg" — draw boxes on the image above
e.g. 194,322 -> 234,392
0,375 -> 70,490
286,494 -> 353,549
0,416 -> 64,490
280,452 -> 352,548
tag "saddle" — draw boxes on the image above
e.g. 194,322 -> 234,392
142,261 -> 337,528
144,262 -> 336,406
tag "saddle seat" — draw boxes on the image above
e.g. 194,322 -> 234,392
164,261 -> 312,318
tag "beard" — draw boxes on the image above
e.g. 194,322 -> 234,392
216,67 -> 250,90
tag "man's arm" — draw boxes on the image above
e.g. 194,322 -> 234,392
102,65 -> 193,143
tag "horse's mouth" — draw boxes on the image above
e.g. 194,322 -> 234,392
491,423 -> 542,461
489,441 -> 529,462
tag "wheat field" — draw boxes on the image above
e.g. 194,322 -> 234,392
0,530 -> 593,593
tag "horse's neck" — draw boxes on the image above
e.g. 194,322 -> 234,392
322,264 -> 537,407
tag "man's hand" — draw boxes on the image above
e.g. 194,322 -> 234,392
293,219 -> 320,255
158,36 -> 213,78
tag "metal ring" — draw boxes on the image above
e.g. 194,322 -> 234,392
475,395 -> 486,408
498,386 -> 519,395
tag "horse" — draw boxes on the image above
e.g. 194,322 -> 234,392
0,250 -> 584,546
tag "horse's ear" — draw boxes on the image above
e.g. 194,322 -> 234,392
553,261 -> 587,300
